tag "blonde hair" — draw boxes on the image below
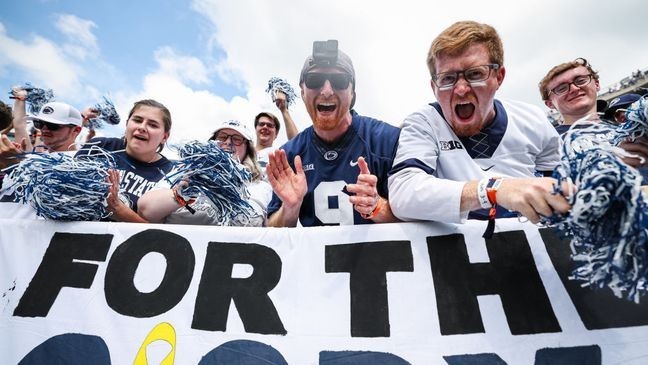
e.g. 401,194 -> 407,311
427,21 -> 504,77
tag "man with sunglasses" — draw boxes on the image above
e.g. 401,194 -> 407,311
540,59 -> 648,183
25,102 -> 83,153
265,40 -> 401,227
389,21 -> 569,225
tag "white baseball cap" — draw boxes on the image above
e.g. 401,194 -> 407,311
211,119 -> 254,142
26,102 -> 83,127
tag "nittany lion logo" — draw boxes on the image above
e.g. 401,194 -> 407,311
42,106 -> 55,115
324,150 -> 338,161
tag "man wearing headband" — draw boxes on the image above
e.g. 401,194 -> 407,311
265,40 -> 400,227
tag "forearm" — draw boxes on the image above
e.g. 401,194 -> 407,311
12,100 -> 32,151
281,109 -> 299,140
110,203 -> 149,223
267,204 -> 300,227
137,189 -> 181,223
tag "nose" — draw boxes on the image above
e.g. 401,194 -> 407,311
453,75 -> 471,96
319,79 -> 335,96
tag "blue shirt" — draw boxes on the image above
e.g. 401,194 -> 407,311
267,112 -> 400,226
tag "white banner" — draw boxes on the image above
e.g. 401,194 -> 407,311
1,218 -> 648,364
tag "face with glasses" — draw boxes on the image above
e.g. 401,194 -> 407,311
544,65 -> 599,121
255,116 -> 278,148
431,43 -> 505,137
301,67 -> 354,136
33,119 -> 80,152
211,128 -> 248,161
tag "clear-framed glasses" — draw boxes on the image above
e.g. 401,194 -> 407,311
257,121 -> 276,129
432,64 -> 500,90
211,132 -> 246,146
548,74 -> 593,96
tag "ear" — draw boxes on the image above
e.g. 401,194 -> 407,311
496,66 -> 506,86
544,99 -> 556,110
594,78 -> 600,92
430,79 -> 439,99
300,85 -> 305,99
162,131 -> 169,144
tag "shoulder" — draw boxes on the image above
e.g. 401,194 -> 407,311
352,113 -> 400,142
279,127 -> 313,156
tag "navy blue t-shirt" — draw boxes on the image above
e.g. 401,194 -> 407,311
267,113 -> 400,226
76,137 -> 174,214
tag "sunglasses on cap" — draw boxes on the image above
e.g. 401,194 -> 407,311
33,119 -> 75,131
304,72 -> 352,90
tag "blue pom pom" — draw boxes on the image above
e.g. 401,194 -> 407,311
1,151 -> 115,221
87,96 -> 121,129
544,124 -> 648,302
265,77 -> 298,107
9,83 -> 55,114
614,95 -> 648,145
165,141 -> 256,225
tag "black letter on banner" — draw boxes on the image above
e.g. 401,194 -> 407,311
320,350 -> 410,364
192,242 -> 286,335
428,231 -> 560,335
325,241 -> 413,337
105,229 -> 195,317
444,353 -> 507,364
540,228 -> 648,329
535,344 -> 601,365
14,233 -> 112,317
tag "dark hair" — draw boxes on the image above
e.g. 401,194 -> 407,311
126,99 -> 172,153
0,101 -> 12,131
254,112 -> 280,132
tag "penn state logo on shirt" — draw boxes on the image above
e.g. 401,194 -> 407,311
42,106 -> 55,115
323,150 -> 338,161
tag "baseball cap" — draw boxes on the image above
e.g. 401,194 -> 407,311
604,93 -> 642,118
211,119 -> 254,142
26,102 -> 83,127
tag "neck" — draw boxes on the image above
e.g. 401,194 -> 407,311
561,106 -> 598,125
127,146 -> 160,163
314,113 -> 353,143
256,141 -> 273,151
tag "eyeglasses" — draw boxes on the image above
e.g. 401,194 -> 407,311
432,64 -> 500,90
257,121 -> 276,129
211,132 -> 246,146
548,74 -> 593,96
304,72 -> 352,90
33,119 -> 73,131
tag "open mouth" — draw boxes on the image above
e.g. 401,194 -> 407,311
455,102 -> 475,120
133,135 -> 148,141
317,103 -> 337,113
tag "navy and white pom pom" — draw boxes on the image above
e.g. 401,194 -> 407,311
545,124 -> 648,302
614,95 -> 648,145
265,77 -> 298,107
166,140 -> 255,225
2,152 -> 115,221
9,83 -> 55,114
87,96 -> 121,129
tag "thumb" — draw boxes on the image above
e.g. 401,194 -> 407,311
357,156 -> 370,174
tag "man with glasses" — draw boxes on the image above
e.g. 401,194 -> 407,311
254,111 -> 298,175
540,59 -> 648,182
389,21 -> 568,225
265,40 -> 401,227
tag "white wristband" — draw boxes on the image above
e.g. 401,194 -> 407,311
477,178 -> 491,209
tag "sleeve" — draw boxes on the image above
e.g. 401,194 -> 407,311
532,111 -> 561,172
247,180 -> 273,224
388,109 -> 466,223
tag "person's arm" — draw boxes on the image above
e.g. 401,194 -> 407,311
137,188 -> 183,223
274,91 -> 299,140
619,136 -> 648,169
81,107 -> 99,144
345,157 -> 400,223
266,149 -> 307,227
0,134 -> 24,169
10,88 -> 33,152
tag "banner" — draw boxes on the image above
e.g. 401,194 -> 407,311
1,218 -> 648,364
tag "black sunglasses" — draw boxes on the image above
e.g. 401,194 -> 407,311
304,72 -> 352,90
33,119 -> 73,131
